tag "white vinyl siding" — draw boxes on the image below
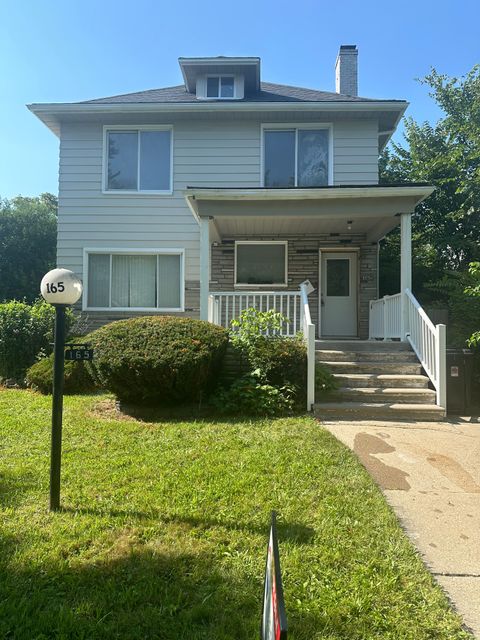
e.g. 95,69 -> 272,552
84,249 -> 184,311
333,120 -> 379,184
58,120 -> 261,282
57,116 -> 379,302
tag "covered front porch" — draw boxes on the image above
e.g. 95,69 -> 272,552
185,184 -> 433,340
186,184 -> 449,411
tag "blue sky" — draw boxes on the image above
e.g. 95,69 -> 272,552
1,0 -> 478,199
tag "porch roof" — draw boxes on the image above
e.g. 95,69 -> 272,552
184,184 -> 434,242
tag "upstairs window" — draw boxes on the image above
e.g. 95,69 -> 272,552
206,76 -> 235,98
263,127 -> 331,188
104,126 -> 172,193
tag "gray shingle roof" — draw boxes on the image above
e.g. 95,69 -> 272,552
79,82 -> 404,105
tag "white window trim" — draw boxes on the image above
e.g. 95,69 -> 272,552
234,241 -> 288,288
260,123 -> 334,187
102,125 -> 174,195
203,75 -> 237,100
83,248 -> 185,312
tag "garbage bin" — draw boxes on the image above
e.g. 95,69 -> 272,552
446,349 -> 474,414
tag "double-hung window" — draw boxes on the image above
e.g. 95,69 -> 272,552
235,242 -> 287,287
104,126 -> 172,193
206,76 -> 235,98
85,250 -> 183,311
262,126 -> 331,187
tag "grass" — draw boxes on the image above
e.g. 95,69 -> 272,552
0,390 -> 472,640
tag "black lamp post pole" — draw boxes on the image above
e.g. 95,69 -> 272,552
50,304 -> 66,511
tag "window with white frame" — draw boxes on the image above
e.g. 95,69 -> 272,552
104,127 -> 172,192
206,76 -> 235,98
263,127 -> 330,187
235,242 -> 287,286
86,251 -> 183,310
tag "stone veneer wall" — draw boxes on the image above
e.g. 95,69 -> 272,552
77,236 -> 378,340
210,234 -> 378,339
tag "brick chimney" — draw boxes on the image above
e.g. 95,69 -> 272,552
335,45 -> 358,96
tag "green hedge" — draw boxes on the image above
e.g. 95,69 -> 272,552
26,353 -> 97,395
85,316 -> 229,405
0,300 -> 73,381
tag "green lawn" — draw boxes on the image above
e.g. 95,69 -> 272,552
0,390 -> 472,640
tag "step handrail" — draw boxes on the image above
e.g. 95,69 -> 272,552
405,288 -> 446,409
300,282 -> 315,412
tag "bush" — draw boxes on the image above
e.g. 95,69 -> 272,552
315,363 -> 338,397
211,372 -> 295,416
0,300 -> 73,382
229,309 -> 307,404
85,316 -> 228,405
26,352 -> 97,395
251,336 -> 307,390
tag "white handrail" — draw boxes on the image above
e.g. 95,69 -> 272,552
405,288 -> 446,408
369,289 -> 446,409
300,282 -> 315,412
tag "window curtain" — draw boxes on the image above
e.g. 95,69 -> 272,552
88,254 -> 110,307
111,255 -> 157,308
158,254 -> 181,308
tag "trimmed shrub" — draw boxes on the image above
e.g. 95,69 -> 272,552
85,316 -> 229,405
26,353 -> 97,395
0,300 -> 73,382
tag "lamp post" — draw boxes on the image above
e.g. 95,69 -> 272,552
40,268 -> 83,511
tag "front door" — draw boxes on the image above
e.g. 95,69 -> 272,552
320,251 -> 358,337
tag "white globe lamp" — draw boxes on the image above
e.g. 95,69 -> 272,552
40,268 -> 83,306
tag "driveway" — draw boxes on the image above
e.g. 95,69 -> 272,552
321,417 -> 480,637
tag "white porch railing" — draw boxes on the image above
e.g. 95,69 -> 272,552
208,285 -> 316,411
405,288 -> 446,408
208,291 -> 301,337
368,289 -> 446,409
369,293 -> 402,340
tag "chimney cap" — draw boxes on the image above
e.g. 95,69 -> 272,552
339,44 -> 357,51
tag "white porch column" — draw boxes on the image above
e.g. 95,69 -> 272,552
400,213 -> 412,341
199,217 -> 210,321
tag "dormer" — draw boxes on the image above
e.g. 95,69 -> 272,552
178,56 -> 261,100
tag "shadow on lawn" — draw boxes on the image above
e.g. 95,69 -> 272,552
0,470 -> 37,508
60,506 -> 316,545
0,543 -> 261,640
108,400 -> 306,424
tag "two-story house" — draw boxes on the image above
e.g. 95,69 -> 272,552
29,46 -> 447,418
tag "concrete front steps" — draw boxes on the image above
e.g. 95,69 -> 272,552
314,340 -> 445,421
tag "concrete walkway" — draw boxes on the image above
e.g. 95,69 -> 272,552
321,416 -> 480,637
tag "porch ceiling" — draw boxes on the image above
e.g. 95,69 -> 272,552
185,185 -> 434,242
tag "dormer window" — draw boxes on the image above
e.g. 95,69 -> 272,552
206,76 -> 235,98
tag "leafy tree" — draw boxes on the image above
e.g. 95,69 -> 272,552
465,262 -> 480,347
0,193 -> 57,302
380,65 -> 480,301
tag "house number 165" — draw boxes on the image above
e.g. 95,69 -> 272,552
45,282 -> 65,294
